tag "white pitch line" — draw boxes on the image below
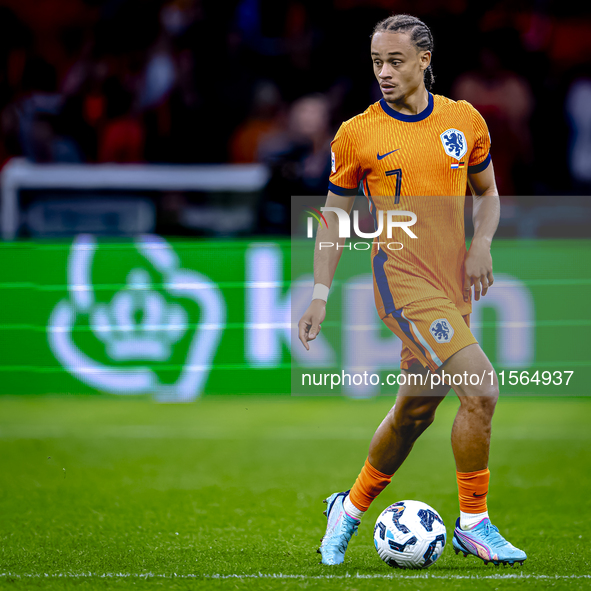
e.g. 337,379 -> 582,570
1,572 -> 591,580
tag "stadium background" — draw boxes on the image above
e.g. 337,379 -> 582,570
1,0 -> 590,587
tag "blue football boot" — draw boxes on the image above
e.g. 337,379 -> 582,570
317,491 -> 360,565
453,517 -> 527,566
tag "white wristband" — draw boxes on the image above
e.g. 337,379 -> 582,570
312,283 -> 330,302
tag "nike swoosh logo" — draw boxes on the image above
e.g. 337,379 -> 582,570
473,491 -> 488,497
377,149 -> 400,160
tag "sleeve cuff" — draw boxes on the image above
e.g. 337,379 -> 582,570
468,152 -> 491,174
328,181 -> 359,196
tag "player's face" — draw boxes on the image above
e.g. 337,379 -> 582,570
371,32 -> 430,104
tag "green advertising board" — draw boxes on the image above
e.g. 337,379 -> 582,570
0,237 -> 589,398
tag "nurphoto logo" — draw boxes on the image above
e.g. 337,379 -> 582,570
305,206 -> 418,251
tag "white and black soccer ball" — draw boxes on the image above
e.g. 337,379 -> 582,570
374,500 -> 446,569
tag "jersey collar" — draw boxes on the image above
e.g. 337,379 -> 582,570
379,92 -> 434,122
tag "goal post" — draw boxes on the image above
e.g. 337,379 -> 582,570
1,158 -> 270,240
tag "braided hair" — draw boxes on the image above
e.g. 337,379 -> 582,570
372,14 -> 435,91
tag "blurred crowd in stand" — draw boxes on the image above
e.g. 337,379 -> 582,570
0,0 -> 590,235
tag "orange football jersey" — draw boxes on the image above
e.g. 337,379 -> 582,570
328,93 -> 491,317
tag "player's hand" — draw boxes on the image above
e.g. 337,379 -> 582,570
463,241 -> 494,302
298,300 -> 326,350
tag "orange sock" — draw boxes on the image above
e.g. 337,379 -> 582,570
456,468 -> 489,514
348,458 -> 394,512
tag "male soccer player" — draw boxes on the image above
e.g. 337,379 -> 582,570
298,14 -> 527,567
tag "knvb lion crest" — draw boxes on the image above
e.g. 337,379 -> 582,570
430,318 -> 454,343
440,128 -> 467,160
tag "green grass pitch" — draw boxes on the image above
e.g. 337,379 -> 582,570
1,395 -> 591,590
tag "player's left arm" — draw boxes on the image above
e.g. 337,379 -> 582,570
464,160 -> 500,302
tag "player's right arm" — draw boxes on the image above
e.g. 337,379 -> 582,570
298,191 -> 355,350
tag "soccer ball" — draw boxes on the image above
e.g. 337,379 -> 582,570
373,500 -> 446,569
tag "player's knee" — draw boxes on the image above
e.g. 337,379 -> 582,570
409,402 -> 438,426
395,401 -> 438,435
460,385 -> 498,419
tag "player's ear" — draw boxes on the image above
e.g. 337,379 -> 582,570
419,50 -> 431,71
